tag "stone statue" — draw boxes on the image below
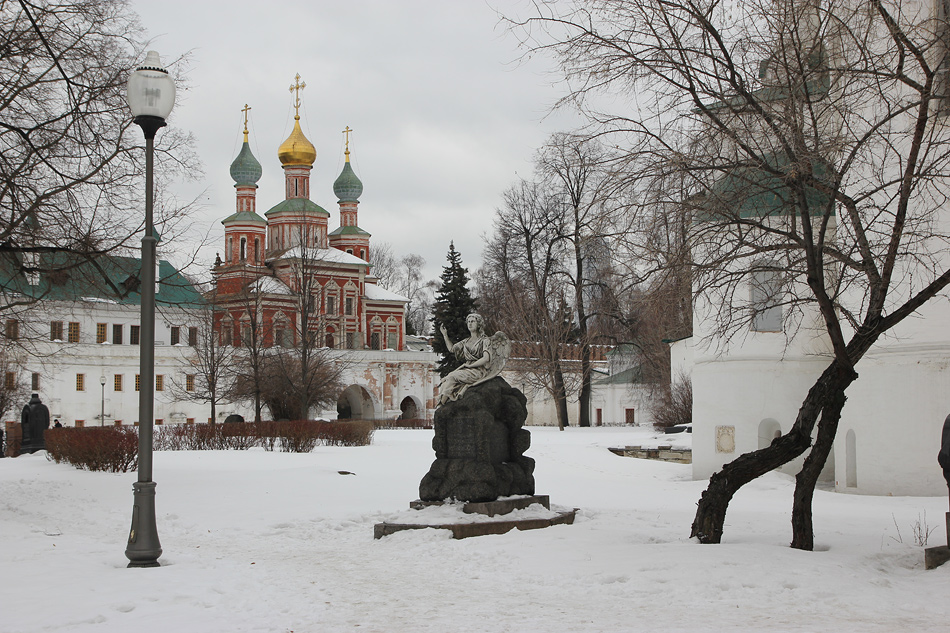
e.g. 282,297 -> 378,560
421,314 -> 532,503
437,313 -> 511,406
939,414 -> 950,494
21,394 -> 50,454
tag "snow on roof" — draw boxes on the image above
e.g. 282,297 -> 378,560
248,276 -> 292,295
274,246 -> 368,267
364,283 -> 408,302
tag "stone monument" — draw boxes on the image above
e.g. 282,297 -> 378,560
419,313 -> 534,502
20,394 -> 50,454
925,413 -> 950,569
375,313 -> 576,539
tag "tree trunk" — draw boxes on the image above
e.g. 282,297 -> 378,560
790,387 -> 847,550
578,342 -> 592,427
553,365 -> 570,430
691,363 -> 854,543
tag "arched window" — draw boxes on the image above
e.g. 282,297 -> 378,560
227,237 -> 233,263
254,237 -> 260,263
240,237 -> 246,261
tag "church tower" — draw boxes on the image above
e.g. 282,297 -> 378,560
329,126 -> 371,262
217,107 -> 266,294
265,74 -> 330,253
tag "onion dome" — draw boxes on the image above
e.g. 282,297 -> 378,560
229,140 -> 262,186
333,158 -> 363,202
278,116 -> 316,166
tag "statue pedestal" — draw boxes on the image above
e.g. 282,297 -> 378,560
375,495 -> 576,540
924,512 -> 950,570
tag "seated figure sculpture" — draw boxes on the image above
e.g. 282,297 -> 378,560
437,313 -> 510,406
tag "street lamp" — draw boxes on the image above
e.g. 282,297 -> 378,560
100,374 -> 106,427
124,50 -> 175,569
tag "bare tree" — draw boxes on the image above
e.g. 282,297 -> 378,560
368,241 -> 398,290
168,299 -> 235,425
537,133 -> 620,426
370,243 -> 433,336
226,282 -> 271,423
395,253 -> 432,335
481,180 -> 577,429
0,343 -> 31,421
517,0 -> 950,549
257,349 -> 345,420
0,0 -> 198,306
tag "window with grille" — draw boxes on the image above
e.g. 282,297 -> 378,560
751,264 -> 783,332
155,375 -> 164,391
114,375 -> 123,391
31,372 -> 39,390
387,332 -> 398,350
346,332 -> 355,349
186,418 -> 195,425
96,323 -> 107,343
130,325 -> 140,345
155,419 -> 163,425
135,374 -> 140,392
113,324 -> 123,344
326,296 -> 336,315
5,372 -> 15,390
68,322 -> 80,343
170,326 -> 180,345
345,297 -> 353,315
186,374 -> 195,392
50,321 -> 63,341
5,320 -> 18,340
75,420 -> 85,428
188,327 -> 197,346
371,332 -> 381,350
76,374 -> 85,391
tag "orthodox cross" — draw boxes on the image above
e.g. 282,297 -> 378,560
241,104 -> 251,139
289,74 -> 306,117
342,126 -> 353,157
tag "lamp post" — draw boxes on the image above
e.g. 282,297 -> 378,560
124,51 -> 175,568
100,375 -> 106,426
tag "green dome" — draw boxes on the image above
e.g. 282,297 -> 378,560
333,161 -> 363,202
230,141 -> 263,187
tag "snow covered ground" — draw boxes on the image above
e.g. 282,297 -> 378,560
1,426 -> 947,632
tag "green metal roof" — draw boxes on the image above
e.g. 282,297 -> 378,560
592,366 -> 645,386
221,210 -> 266,225
328,225 -> 371,237
264,198 -> 330,218
0,251 -> 205,307
697,153 -> 834,220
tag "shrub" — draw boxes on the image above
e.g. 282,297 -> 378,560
150,419 -> 376,452
653,374 -> 692,431
45,427 -> 138,473
316,420 -> 376,446
373,418 -> 432,430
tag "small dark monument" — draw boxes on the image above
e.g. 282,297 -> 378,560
419,376 -> 535,502
926,414 -> 950,570
375,313 -> 575,539
19,394 -> 50,454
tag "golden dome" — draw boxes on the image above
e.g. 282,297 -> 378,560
278,115 -> 316,166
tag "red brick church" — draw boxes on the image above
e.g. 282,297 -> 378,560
211,84 -> 408,352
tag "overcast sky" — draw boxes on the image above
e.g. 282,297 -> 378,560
131,0 -> 582,284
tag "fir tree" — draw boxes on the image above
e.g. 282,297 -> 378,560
431,242 -> 479,377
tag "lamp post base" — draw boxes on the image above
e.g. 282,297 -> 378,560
125,481 -> 162,568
